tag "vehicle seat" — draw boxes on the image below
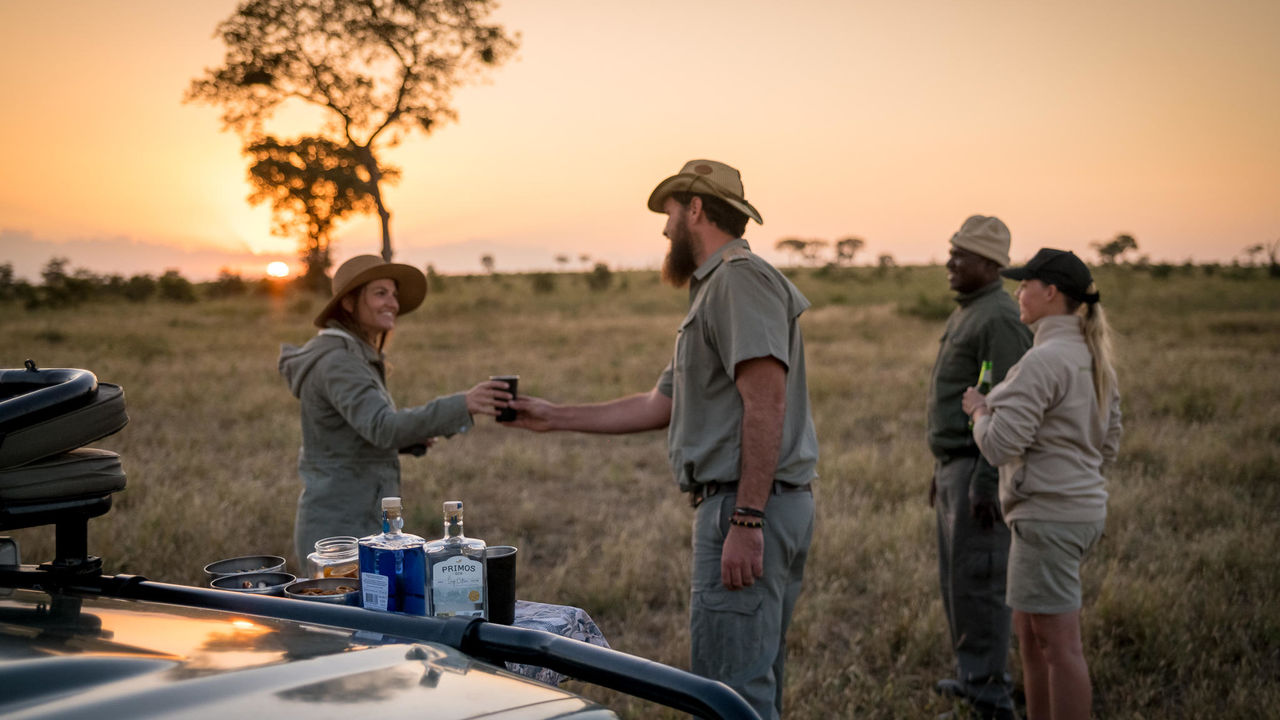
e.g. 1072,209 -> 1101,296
0,363 -> 129,574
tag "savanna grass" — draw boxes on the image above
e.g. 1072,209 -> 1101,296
3,265 -> 1277,718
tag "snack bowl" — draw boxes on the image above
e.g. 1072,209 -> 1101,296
284,577 -> 361,605
203,554 -> 287,580
210,571 -> 296,596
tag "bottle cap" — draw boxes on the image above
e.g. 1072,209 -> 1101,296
443,500 -> 463,513
382,496 -> 403,510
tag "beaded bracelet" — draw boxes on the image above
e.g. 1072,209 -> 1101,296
733,506 -> 766,518
729,516 -> 764,529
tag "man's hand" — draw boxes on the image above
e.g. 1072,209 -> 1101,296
721,524 -> 764,590
504,396 -> 557,432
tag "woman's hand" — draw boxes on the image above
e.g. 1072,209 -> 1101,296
464,379 -> 514,417
962,386 -> 988,419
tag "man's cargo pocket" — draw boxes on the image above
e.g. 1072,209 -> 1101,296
690,587 -> 765,679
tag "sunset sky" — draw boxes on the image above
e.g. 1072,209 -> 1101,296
2,0 -> 1277,281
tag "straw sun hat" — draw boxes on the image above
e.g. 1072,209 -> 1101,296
313,255 -> 427,328
647,159 -> 764,224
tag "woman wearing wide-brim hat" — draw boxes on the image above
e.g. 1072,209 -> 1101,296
962,248 -> 1123,720
279,255 -> 513,564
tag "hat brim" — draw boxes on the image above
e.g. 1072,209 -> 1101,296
999,266 -> 1033,280
313,263 -> 427,328
647,174 -> 763,224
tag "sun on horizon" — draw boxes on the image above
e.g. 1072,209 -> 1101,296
266,262 -> 290,278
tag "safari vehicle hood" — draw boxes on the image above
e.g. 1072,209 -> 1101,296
0,588 -> 614,720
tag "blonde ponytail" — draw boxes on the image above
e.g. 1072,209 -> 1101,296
1074,283 -> 1115,409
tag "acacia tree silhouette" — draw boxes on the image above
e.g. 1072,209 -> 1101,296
245,136 -> 397,291
186,0 -> 518,261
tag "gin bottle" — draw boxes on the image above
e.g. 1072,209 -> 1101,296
425,501 -> 488,618
358,497 -> 427,615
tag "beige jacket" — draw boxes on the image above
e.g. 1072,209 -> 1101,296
974,315 -> 1122,523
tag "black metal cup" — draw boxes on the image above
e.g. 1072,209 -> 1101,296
491,375 -> 518,422
485,545 -> 518,625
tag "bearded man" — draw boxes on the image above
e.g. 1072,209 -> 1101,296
507,159 -> 818,720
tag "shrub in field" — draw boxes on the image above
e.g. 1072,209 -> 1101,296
896,291 -> 953,321
122,274 -> 157,302
585,262 -> 613,291
205,269 -> 249,298
157,270 -> 197,303
529,272 -> 556,294
426,264 -> 446,293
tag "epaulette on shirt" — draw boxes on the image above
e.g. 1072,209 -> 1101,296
723,246 -> 754,263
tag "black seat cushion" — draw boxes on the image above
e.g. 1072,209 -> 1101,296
0,384 -> 128,470
0,448 -> 126,504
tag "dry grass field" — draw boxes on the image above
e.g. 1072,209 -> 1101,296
4,264 -> 1278,718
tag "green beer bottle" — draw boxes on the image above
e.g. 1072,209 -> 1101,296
969,360 -> 994,430
976,360 -> 994,395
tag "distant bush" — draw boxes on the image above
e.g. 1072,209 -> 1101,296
585,262 -> 613,292
0,262 -> 18,302
426,264 -> 446,293
122,275 -> 157,302
529,272 -> 556,294
897,292 -> 953,322
206,269 -> 249,298
158,270 -> 197,303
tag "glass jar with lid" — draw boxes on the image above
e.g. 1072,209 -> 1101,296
307,536 -> 359,579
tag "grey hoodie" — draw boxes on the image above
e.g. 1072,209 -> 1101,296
279,325 -> 472,562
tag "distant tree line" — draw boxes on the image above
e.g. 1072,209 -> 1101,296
0,258 -> 274,310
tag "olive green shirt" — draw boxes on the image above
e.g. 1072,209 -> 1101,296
658,239 -> 819,491
926,280 -> 1031,493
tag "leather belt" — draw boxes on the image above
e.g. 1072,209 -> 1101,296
688,480 -> 812,508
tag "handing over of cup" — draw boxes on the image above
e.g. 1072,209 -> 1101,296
491,375 -> 518,422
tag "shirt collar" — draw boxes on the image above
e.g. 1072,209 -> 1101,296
692,238 -> 750,284
955,279 -> 1005,306
1031,313 -> 1082,343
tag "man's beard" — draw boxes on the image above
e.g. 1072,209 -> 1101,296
661,214 -> 699,287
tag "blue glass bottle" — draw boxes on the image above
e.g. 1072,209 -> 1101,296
358,496 -> 426,615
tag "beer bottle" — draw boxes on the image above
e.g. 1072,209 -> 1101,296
969,360 -> 994,430
976,360 -> 994,395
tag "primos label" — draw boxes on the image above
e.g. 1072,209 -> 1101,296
431,555 -> 485,617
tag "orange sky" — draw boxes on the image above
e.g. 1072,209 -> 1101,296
1,0 -> 1277,280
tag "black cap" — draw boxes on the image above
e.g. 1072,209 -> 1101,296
1000,248 -> 1100,304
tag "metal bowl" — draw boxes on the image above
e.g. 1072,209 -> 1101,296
284,577 -> 361,605
210,571 -> 296,596
203,554 -> 287,580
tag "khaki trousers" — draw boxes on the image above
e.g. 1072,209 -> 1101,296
935,456 -> 1014,708
691,487 -> 814,720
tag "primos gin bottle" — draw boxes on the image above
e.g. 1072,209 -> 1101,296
425,501 -> 488,618
358,497 -> 427,615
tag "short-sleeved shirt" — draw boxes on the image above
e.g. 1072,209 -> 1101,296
658,239 -> 819,491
